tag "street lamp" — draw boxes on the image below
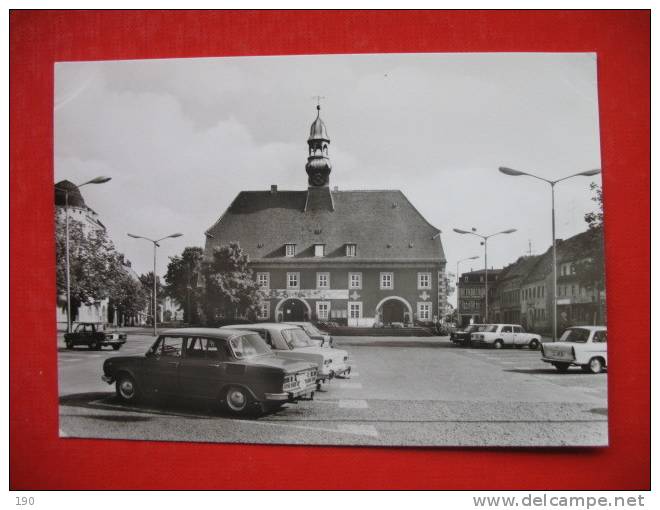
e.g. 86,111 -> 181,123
498,166 -> 601,341
127,232 -> 183,336
456,255 -> 479,327
453,228 -> 517,323
55,176 -> 112,333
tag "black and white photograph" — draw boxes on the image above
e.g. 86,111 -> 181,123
54,52 -> 606,447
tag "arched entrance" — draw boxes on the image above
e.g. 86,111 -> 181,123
375,296 -> 413,325
275,298 -> 312,322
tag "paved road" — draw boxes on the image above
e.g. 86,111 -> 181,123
58,333 -> 608,447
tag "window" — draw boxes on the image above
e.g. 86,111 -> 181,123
345,243 -> 357,257
380,272 -> 393,289
316,301 -> 330,320
159,336 -> 184,357
513,326 -> 524,333
501,326 -> 513,333
417,302 -> 431,321
258,301 -> 270,320
593,330 -> 607,343
314,244 -> 325,257
418,272 -> 431,289
349,272 -> 362,289
317,272 -> 330,289
287,272 -> 299,290
349,302 -> 363,319
285,244 -> 296,257
256,272 -> 270,289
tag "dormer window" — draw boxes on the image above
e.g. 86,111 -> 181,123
345,243 -> 357,257
314,244 -> 325,257
285,243 -> 296,257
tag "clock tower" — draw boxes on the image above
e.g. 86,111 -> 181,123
305,104 -> 332,187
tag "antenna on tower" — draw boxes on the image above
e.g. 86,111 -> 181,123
528,239 -> 533,256
312,95 -> 326,109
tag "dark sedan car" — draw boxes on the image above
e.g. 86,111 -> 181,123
101,328 -> 317,416
449,324 -> 484,346
64,322 -> 127,350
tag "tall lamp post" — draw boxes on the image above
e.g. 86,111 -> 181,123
453,228 -> 517,323
498,166 -> 601,341
55,176 -> 112,333
127,232 -> 183,336
456,255 -> 479,327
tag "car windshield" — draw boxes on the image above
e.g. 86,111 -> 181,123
464,325 -> 478,333
228,333 -> 271,359
478,325 -> 498,332
303,324 -> 322,336
559,328 -> 591,343
281,328 -> 314,349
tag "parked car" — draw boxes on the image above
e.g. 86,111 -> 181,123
64,322 -> 127,350
450,324 -> 484,346
540,326 -> 607,373
470,324 -> 541,349
284,321 -> 333,348
220,323 -> 351,387
101,328 -> 317,415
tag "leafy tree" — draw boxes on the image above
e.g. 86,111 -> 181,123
164,246 -> 204,324
203,243 -> 267,322
139,272 -> 164,323
55,216 -> 124,316
109,272 -> 149,326
573,182 -> 606,323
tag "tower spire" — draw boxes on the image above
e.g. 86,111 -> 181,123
305,101 -> 332,187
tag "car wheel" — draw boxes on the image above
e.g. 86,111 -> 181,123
529,339 -> 540,350
553,363 -> 570,373
112,344 -> 121,351
65,340 -> 73,350
116,373 -> 140,402
587,357 -> 604,374
493,340 -> 503,349
224,386 -> 252,415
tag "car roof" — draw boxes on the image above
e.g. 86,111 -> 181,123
565,325 -> 607,331
220,323 -> 297,331
160,327 -> 260,339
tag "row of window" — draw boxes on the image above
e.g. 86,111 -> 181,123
256,271 -> 433,291
285,243 -> 357,258
523,285 -> 546,300
460,287 -> 484,297
257,301 -> 433,320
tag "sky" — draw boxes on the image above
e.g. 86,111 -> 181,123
54,53 -> 602,307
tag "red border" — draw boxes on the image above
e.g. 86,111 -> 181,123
10,10 -> 650,490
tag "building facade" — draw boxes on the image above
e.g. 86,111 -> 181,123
456,269 -> 501,327
204,106 -> 447,327
491,255 -> 541,324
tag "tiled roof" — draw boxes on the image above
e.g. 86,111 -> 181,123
499,255 -> 542,282
205,189 -> 445,263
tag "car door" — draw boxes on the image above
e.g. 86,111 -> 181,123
500,325 -> 514,345
178,337 -> 228,399
142,335 -> 184,395
513,325 -> 525,346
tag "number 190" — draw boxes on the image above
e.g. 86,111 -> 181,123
16,497 -> 34,506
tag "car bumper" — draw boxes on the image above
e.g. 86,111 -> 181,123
320,363 -> 351,380
101,375 -> 114,384
541,357 -> 577,365
265,386 -> 315,401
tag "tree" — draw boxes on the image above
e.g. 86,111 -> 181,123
55,215 -> 125,317
203,243 -> 267,322
109,272 -> 149,326
139,272 -> 164,324
164,246 -> 204,324
573,182 -> 606,323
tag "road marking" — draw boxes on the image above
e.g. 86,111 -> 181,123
338,399 -> 368,409
60,358 -> 85,362
336,424 -> 378,437
337,382 -> 363,389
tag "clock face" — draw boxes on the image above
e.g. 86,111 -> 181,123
311,172 -> 326,186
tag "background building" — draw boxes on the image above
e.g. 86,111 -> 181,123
204,106 -> 447,326
456,269 -> 501,327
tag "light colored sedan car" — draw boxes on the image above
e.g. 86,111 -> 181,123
541,326 -> 607,373
470,324 -> 542,349
219,323 -> 351,387
284,321 -> 333,348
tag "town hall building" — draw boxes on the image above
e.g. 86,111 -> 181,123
204,105 -> 447,327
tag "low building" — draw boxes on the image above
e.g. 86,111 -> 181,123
204,106 -> 447,327
492,255 -> 541,324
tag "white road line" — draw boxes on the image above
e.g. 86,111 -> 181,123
338,399 -> 368,409
337,382 -> 363,389
60,358 -> 85,362
336,424 -> 379,437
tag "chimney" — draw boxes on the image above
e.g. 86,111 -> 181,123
270,185 -> 278,193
